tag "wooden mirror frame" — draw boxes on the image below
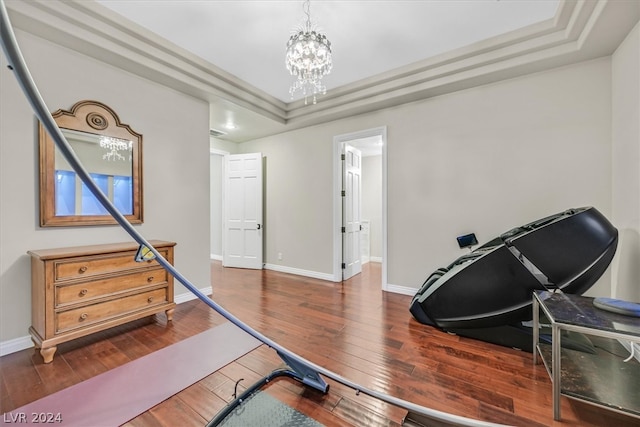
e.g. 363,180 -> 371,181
39,100 -> 143,226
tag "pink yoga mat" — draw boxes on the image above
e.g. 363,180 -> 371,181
3,322 -> 260,426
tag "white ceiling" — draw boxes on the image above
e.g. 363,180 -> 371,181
96,0 -> 559,104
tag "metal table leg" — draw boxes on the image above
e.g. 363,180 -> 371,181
552,323 -> 561,420
532,295 -> 539,365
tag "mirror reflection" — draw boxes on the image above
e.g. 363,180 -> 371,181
55,129 -> 133,216
39,100 -> 143,227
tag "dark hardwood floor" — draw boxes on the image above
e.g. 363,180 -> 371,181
1,261 -> 638,426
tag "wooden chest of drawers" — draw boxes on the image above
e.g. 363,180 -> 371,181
28,240 -> 176,363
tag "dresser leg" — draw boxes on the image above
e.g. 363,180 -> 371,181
165,308 -> 175,321
40,346 -> 57,364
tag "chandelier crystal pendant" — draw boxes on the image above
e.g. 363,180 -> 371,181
99,135 -> 132,162
286,0 -> 332,105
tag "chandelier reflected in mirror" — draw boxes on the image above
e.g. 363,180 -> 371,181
99,135 -> 132,162
286,0 -> 332,105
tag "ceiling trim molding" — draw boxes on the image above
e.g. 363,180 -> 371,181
282,0 -> 608,123
6,0 -> 287,123
5,0 -> 639,142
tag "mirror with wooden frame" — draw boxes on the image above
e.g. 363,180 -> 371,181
39,100 -> 143,226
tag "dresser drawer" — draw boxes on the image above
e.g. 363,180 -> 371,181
56,288 -> 168,333
55,269 -> 168,307
53,248 -> 169,282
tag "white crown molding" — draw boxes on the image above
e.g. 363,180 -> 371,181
5,0 -> 639,142
5,0 -> 287,123
284,0 -> 634,125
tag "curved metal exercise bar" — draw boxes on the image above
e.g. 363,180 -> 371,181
0,3 -> 507,426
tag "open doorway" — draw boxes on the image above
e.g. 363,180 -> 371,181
333,127 -> 387,289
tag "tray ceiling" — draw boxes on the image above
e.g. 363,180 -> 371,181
96,0 -> 559,103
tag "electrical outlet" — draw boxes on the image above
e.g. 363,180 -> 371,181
277,252 -> 283,261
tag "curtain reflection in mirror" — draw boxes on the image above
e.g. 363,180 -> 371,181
55,170 -> 133,216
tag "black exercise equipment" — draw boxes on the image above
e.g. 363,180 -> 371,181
410,207 -> 618,351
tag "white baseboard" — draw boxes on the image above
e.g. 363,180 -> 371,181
361,256 -> 382,265
264,263 -> 414,294
384,283 -> 418,296
175,286 -> 213,304
264,263 -> 335,282
210,254 -> 222,261
0,290 -> 213,357
0,335 -> 33,357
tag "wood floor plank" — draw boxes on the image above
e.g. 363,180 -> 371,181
207,371 -> 246,404
217,358 -> 273,391
331,395 -> 403,427
32,352 -> 81,394
108,331 -> 159,361
145,394 -> 208,427
121,410 -> 162,427
0,352 -> 49,409
0,369 -> 15,414
198,371 -> 234,395
61,342 -> 112,381
172,382 -> 228,421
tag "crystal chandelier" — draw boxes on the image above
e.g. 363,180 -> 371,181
286,0 -> 332,105
99,135 -> 132,162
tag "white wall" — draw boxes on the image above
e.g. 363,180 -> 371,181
240,58 -> 614,294
362,155 -> 382,260
239,127 -> 334,273
389,59 -> 612,294
210,153 -> 224,259
210,137 -> 239,155
0,31 -> 211,349
611,21 -> 640,302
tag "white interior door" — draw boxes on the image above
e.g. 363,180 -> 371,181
223,153 -> 263,269
343,144 -> 362,280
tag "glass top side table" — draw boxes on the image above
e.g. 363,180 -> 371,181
532,290 -> 640,421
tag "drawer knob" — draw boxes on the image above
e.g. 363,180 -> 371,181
79,266 -> 88,273
147,276 -> 154,282
79,289 -> 88,296
79,313 -> 88,321
147,297 -> 154,303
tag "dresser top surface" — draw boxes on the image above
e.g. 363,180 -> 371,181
27,240 -> 176,260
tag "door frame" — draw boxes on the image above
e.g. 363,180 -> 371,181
210,148 -> 229,262
332,126 -> 388,289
